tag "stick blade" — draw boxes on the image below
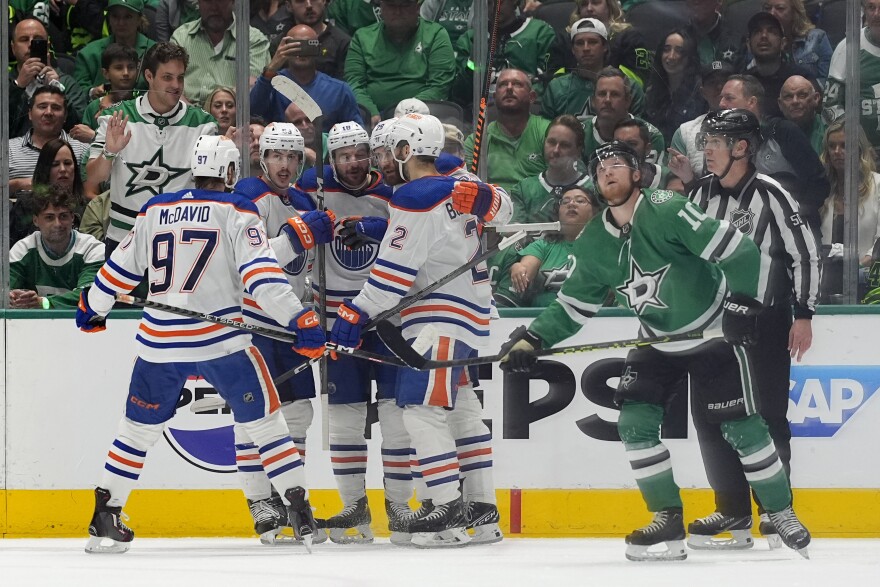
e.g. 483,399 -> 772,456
270,76 -> 322,122
376,320 -> 429,369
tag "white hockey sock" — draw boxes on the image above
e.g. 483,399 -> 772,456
233,423 -> 272,501
448,385 -> 497,504
239,411 -> 307,503
329,402 -> 368,505
377,399 -> 414,504
402,405 -> 460,506
281,399 -> 314,466
99,418 -> 164,507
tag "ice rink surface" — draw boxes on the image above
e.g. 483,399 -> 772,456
0,537 -> 877,587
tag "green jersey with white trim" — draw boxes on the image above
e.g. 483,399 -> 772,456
582,114 -> 666,165
90,96 -> 218,242
825,28 -> 880,151
528,189 -> 760,348
9,230 -> 105,308
510,171 -> 595,224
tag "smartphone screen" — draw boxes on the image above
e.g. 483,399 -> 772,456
29,39 -> 48,64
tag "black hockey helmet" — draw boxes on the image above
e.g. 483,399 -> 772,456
588,140 -> 641,186
696,108 -> 762,155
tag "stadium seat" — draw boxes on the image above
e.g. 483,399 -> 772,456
534,1 -> 577,35
626,1 -> 690,52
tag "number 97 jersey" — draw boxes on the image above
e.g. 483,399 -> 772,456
354,175 -> 493,350
89,189 -> 304,363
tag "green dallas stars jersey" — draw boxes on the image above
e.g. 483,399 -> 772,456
510,170 -> 595,224
582,114 -> 666,166
528,189 -> 761,348
825,28 -> 880,152
495,238 -> 577,308
9,230 -> 105,309
90,96 -> 218,242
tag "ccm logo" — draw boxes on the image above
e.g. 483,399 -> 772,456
130,395 -> 160,410
723,302 -> 750,314
339,307 -> 359,322
300,312 -> 319,327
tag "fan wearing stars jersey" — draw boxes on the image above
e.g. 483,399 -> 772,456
499,140 -> 811,561
85,43 -> 217,258
232,123 -> 336,545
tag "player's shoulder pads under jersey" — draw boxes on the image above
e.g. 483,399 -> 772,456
391,175 -> 458,211
233,176 -> 274,200
142,188 -> 259,216
436,152 -> 465,176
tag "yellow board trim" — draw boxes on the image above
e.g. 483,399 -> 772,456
1,489 -> 877,538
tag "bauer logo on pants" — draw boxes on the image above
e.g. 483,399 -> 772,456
788,366 -> 880,437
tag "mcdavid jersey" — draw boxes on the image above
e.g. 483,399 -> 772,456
87,188 -> 304,363
353,175 -> 492,349
235,176 -> 317,331
296,166 -> 393,325
529,189 -> 760,349
91,96 -> 218,243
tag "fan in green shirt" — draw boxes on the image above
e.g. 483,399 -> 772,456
345,0 -> 455,122
496,185 -> 599,308
9,186 -> 105,310
327,0 -> 381,35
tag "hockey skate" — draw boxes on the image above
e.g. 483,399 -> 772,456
759,512 -> 783,549
85,487 -> 134,554
625,508 -> 687,562
409,498 -> 471,549
767,505 -> 811,559
316,495 -> 374,544
250,494 -> 327,546
686,512 -> 754,550
386,499 -> 416,546
464,501 -> 503,545
285,487 -> 319,553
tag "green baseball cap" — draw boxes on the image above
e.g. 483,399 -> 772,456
107,0 -> 145,14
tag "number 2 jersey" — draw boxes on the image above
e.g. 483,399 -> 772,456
235,176 -> 316,332
351,174 -> 501,350
528,189 -> 761,350
295,166 -> 393,327
86,188 -> 305,363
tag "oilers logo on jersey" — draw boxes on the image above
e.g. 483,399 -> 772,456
331,234 -> 380,271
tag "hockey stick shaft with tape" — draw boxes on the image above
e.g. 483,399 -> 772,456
270,227 -> 544,386
377,319 -> 724,370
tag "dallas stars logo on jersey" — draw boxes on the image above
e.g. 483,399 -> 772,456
616,258 -> 670,314
125,148 -> 191,199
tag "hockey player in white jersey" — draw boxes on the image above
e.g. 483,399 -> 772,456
329,114 -> 513,548
233,123 -> 336,544
77,135 -> 326,554
370,118 -> 508,545
295,121 -> 405,543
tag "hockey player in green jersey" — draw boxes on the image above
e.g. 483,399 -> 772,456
500,140 -> 811,561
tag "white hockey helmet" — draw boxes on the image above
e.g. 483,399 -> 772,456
388,113 -> 445,162
191,135 -> 240,189
259,122 -> 305,176
370,118 -> 398,153
327,121 -> 370,155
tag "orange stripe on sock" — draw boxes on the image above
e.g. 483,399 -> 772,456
458,447 -> 492,460
421,462 -> 459,477
108,451 -> 143,469
262,446 -> 300,467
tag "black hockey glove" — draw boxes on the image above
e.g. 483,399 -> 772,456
499,326 -> 544,373
721,293 -> 763,347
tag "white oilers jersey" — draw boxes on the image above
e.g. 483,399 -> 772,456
91,96 -> 218,243
235,176 -> 316,331
87,189 -> 304,363
353,175 -> 492,349
295,166 -> 393,325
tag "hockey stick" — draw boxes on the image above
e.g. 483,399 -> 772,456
114,294 -> 408,368
270,76 -> 331,449
269,225 -> 556,386
376,319 -> 725,370
470,0 -> 503,177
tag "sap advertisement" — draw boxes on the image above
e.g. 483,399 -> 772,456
1,315 -> 878,490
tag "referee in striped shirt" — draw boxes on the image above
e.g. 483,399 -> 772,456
684,109 -> 820,548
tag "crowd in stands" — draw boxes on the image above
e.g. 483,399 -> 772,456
6,0 -> 880,308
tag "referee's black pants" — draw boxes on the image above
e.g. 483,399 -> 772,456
690,303 -> 794,517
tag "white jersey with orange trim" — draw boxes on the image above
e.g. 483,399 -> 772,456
351,174 -> 494,349
295,166 -> 393,326
234,176 -> 316,332
86,188 -> 305,363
